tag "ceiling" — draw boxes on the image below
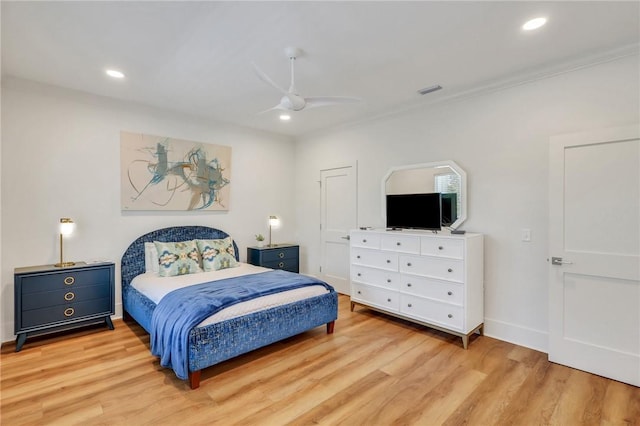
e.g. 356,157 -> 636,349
2,1 -> 639,138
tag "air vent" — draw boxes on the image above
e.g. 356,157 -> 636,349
417,85 -> 443,95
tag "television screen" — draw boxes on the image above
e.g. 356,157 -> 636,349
441,193 -> 458,226
386,193 -> 441,230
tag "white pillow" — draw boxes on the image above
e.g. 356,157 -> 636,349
144,242 -> 159,274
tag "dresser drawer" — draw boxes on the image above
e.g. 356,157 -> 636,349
400,255 -> 464,283
260,246 -> 298,262
351,283 -> 399,311
351,247 -> 398,271
22,284 -> 112,311
20,268 -> 111,294
400,275 -> 464,306
381,234 -> 420,254
21,298 -> 112,329
400,294 -> 464,331
350,232 -> 381,249
351,265 -> 400,290
421,237 -> 464,259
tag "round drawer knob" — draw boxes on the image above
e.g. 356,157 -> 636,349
448,268 -> 453,273
448,314 -> 453,318
447,291 -> 453,296
386,259 -> 391,263
387,298 -> 391,302
407,262 -> 412,267
64,292 -> 75,301
407,303 -> 412,308
64,276 -> 75,285
387,279 -> 391,283
357,255 -> 361,259
407,283 -> 412,287
64,307 -> 75,317
279,253 -> 285,258
357,273 -> 361,277
362,239 -> 367,243
357,291 -> 361,294
396,242 -> 401,246
278,262 -> 285,268
438,246 -> 444,250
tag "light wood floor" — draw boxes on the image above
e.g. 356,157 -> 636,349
1,295 -> 639,425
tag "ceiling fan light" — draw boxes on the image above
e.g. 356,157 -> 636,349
522,17 -> 547,31
106,69 -> 125,79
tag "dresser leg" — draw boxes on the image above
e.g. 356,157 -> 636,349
105,316 -> 115,330
15,333 -> 27,352
350,301 -> 356,312
462,335 -> 469,350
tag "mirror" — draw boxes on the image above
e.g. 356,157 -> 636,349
382,160 -> 467,230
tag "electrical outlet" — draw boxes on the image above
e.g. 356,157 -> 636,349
521,228 -> 531,242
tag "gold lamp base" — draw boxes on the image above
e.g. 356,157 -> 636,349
55,261 -> 76,268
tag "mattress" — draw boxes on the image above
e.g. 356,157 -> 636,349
130,263 -> 329,327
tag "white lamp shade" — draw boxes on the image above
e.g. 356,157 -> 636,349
269,216 -> 280,227
59,218 -> 75,236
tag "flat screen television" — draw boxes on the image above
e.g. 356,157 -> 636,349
441,193 -> 458,226
386,193 -> 441,230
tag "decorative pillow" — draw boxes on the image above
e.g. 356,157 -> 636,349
196,237 -> 239,271
144,242 -> 159,274
154,240 -> 202,277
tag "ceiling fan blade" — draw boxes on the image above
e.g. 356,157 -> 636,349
251,62 -> 288,96
257,103 -> 288,115
304,96 -> 363,109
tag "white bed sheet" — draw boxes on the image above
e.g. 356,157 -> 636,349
130,263 -> 329,327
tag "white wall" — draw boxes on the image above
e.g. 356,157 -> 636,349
294,55 -> 640,352
0,78 -> 296,342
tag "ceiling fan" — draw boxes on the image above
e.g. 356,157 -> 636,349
253,47 -> 362,114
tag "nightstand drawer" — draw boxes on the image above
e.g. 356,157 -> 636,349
20,268 -> 111,294
260,246 -> 298,262
21,298 -> 112,329
261,258 -> 298,272
22,284 -> 111,310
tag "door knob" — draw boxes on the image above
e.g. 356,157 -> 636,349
551,257 -> 573,265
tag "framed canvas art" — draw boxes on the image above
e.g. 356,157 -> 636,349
121,131 -> 231,211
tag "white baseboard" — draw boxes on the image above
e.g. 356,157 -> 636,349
483,317 -> 548,353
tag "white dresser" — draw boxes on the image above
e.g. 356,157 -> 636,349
350,229 -> 484,348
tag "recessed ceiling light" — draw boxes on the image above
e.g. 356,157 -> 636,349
279,114 -> 291,121
106,69 -> 125,79
522,17 -> 547,31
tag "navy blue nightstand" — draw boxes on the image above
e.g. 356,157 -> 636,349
247,244 -> 299,273
14,261 -> 115,352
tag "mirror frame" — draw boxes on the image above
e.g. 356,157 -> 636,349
381,160 -> 467,230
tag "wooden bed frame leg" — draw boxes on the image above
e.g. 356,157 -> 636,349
189,370 -> 201,389
326,321 -> 335,334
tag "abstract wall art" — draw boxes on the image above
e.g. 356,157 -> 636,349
121,131 -> 231,211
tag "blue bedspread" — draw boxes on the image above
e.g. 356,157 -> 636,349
150,269 -> 333,380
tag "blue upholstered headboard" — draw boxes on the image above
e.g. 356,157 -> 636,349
121,226 -> 240,291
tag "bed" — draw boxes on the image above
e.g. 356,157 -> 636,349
121,226 -> 338,389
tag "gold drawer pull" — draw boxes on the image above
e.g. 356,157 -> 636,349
278,262 -> 285,268
64,307 -> 75,317
278,252 -> 285,258
64,276 -> 75,285
64,292 -> 75,301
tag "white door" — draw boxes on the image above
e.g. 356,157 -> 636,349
549,125 -> 639,386
320,165 -> 357,294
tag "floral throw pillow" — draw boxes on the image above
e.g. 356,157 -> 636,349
196,237 -> 239,271
154,240 -> 202,277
